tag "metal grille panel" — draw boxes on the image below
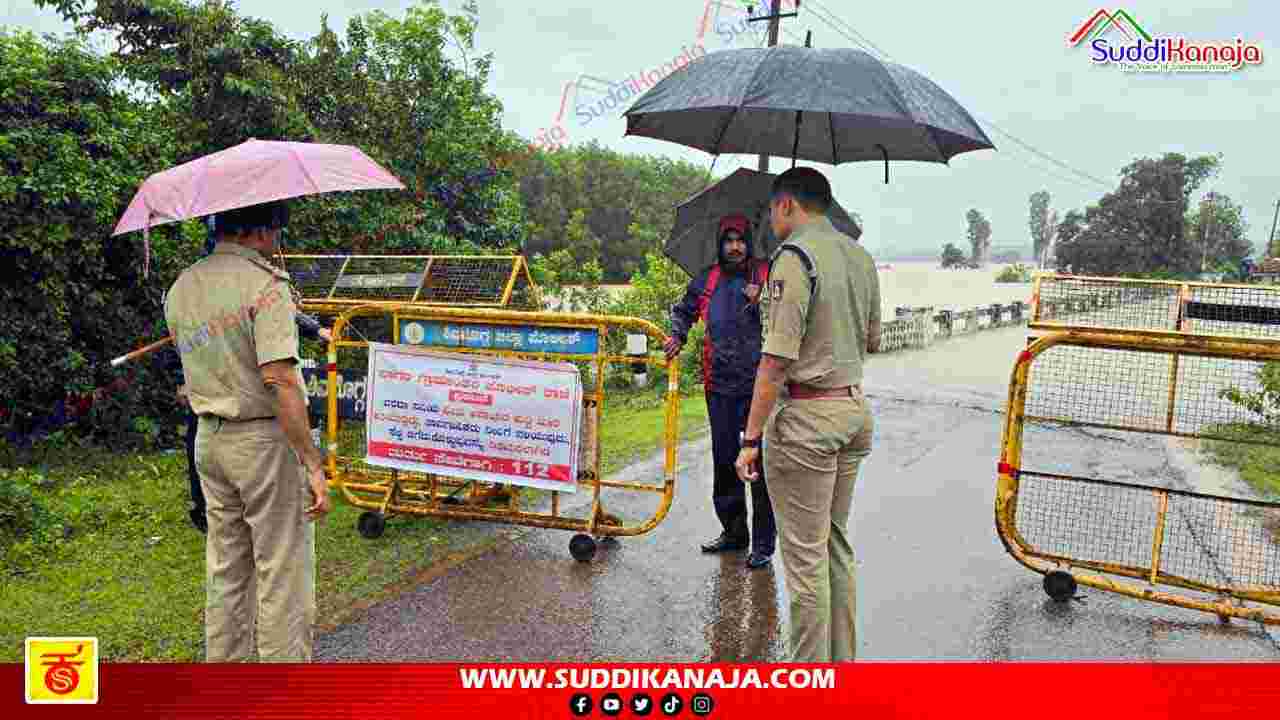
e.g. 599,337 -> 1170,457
1033,277 -> 1179,332
1032,275 -> 1280,340
278,254 -> 535,308
1016,473 -> 1280,592
1024,344 -> 1279,443
1161,492 -> 1280,589
1015,472 -> 1156,570
421,257 -> 521,306
1185,283 -> 1280,340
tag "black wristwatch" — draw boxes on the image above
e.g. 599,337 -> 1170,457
740,432 -> 762,448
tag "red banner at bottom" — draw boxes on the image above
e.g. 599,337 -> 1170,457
5,663 -> 1280,718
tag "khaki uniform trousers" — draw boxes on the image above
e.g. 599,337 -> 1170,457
195,416 -> 316,662
763,388 -> 873,662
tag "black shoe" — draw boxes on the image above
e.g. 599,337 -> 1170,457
701,533 -> 748,553
189,508 -> 208,535
746,552 -> 772,569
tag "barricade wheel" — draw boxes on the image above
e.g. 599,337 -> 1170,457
569,533 -> 596,562
1043,570 -> 1077,602
358,511 -> 386,539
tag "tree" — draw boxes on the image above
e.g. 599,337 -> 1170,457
0,30 -> 182,440
37,0 -> 526,254
940,243 -> 967,269
1029,190 -> 1052,268
1188,191 -> 1252,274
965,209 -> 992,265
514,140 -> 712,282
290,1 -> 527,251
1042,209 -> 1059,268
1054,153 -> 1223,276
37,0 -> 316,160
565,208 -> 602,267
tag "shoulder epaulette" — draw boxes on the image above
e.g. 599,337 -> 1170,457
239,253 -> 291,282
772,242 -> 818,302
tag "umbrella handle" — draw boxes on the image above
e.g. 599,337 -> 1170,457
877,144 -> 888,184
792,110 -> 802,168
110,335 -> 174,367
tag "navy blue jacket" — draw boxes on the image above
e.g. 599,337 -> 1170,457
670,258 -> 769,397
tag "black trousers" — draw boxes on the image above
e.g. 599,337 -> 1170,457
707,392 -> 776,555
185,409 -> 205,512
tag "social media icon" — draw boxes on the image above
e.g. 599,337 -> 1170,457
601,693 -> 623,716
570,693 -> 593,717
631,693 -> 653,716
660,692 -> 684,716
691,693 -> 714,716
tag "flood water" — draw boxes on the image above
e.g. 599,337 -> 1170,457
564,261 -> 1036,319
874,261 -> 1033,316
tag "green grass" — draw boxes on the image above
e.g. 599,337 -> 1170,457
598,387 -> 709,477
1201,423 -> 1280,545
0,389 -> 708,662
1201,423 -> 1280,499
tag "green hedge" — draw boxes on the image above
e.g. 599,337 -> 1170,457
0,31 -> 193,445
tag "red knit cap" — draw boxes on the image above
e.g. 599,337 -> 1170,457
719,214 -> 749,236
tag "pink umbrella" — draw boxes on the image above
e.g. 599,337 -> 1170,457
112,138 -> 407,276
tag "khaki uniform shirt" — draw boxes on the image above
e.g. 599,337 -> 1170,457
164,241 -> 307,420
761,215 -> 881,388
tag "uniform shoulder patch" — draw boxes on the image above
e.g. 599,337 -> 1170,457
769,278 -> 785,301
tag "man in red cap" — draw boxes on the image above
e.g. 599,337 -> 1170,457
666,214 -> 776,568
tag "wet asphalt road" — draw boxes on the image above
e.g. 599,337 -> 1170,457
316,324 -> 1279,661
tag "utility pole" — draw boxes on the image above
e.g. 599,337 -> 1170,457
748,0 -> 799,173
1269,197 -> 1280,258
1201,196 -> 1213,274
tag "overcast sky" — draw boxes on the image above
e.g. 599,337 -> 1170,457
5,0 -> 1278,259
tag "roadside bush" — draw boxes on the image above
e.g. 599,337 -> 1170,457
526,250 -> 705,396
607,252 -> 704,395
994,263 -> 1034,283
528,248 -> 610,315
1219,361 -> 1280,427
0,31 -> 183,443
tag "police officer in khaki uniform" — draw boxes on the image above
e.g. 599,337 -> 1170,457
165,200 -> 330,662
735,168 -> 881,663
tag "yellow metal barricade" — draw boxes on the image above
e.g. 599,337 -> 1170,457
320,302 -> 679,562
279,253 -> 543,312
1027,272 -> 1280,341
999,274 -> 1280,623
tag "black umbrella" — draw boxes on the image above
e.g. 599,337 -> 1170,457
666,167 -> 862,277
623,45 -> 994,181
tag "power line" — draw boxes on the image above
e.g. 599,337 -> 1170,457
803,0 -> 891,60
992,152 -> 1110,195
799,2 -> 1115,191
976,121 -> 1113,189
